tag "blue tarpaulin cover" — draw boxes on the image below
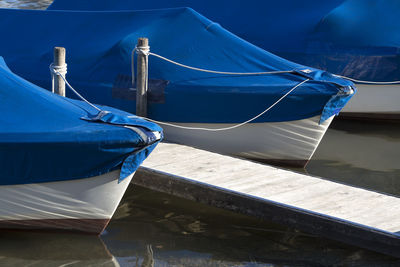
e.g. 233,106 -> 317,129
48,0 -> 400,82
0,57 -> 162,186
0,7 -> 354,125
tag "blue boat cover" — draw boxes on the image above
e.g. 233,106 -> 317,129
0,7 -> 353,125
48,0 -> 400,82
0,57 -> 162,186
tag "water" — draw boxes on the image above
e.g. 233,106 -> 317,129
308,119 -> 400,197
1,186 -> 398,266
1,1 -> 400,266
0,0 -> 51,9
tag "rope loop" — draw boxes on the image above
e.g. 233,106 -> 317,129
135,45 -> 151,56
132,47 -> 400,84
128,47 -> 308,131
49,62 -> 67,77
49,63 -> 102,112
49,63 -> 67,94
147,51 -> 294,76
129,79 -> 310,131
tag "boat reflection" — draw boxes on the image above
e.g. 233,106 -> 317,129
0,231 -> 119,266
100,185 -> 398,266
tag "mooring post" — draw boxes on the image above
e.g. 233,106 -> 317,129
53,47 -> 66,97
136,38 -> 149,117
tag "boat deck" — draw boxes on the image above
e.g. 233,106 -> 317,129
134,142 -> 400,257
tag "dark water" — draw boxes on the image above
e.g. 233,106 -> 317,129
1,185 -> 399,266
1,0 -> 400,266
308,119 -> 400,197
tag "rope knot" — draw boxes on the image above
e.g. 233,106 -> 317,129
49,62 -> 67,77
135,45 -> 150,56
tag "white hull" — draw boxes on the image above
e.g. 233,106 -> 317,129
341,84 -> 400,118
162,115 -> 333,167
0,170 -> 133,234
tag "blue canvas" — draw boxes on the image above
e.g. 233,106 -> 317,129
0,7 -> 354,126
48,0 -> 400,82
0,57 -> 162,185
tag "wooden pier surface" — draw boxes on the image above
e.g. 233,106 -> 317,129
134,143 -> 400,257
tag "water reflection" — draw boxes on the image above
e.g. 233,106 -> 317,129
307,119 -> 400,196
0,231 -> 118,266
0,185 -> 398,266
100,185 -> 400,266
0,0 -> 52,9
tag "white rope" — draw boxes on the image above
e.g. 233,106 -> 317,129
131,46 -> 294,82
129,79 -> 309,131
129,46 -> 308,131
147,51 -> 294,75
143,47 -> 150,106
333,74 -> 400,85
49,64 -> 102,112
49,62 -> 67,93
136,45 -> 150,56
138,50 -> 400,84
132,45 -> 151,86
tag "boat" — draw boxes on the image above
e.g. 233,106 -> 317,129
0,56 -> 162,234
0,7 -> 354,167
48,0 -> 400,120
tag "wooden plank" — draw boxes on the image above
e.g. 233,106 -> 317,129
53,47 -> 66,97
134,143 -> 400,257
136,37 -> 149,117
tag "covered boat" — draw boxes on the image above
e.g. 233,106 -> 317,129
0,57 -> 162,234
0,7 -> 354,167
48,0 -> 400,120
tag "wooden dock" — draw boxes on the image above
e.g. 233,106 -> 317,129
133,143 -> 400,258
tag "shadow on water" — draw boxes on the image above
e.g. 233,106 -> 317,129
306,119 -> 400,196
100,185 -> 400,266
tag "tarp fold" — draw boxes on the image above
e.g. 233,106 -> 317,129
0,57 -> 162,185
